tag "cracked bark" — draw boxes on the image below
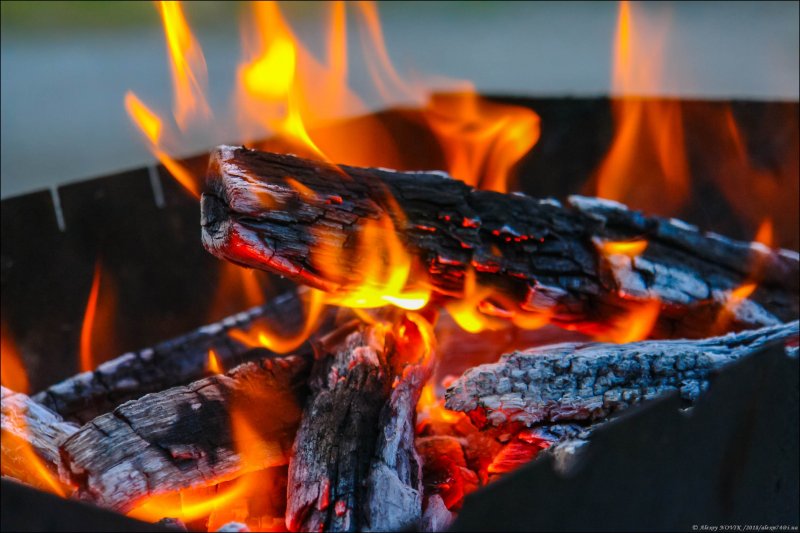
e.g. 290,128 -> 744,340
59,355 -> 309,513
200,146 -> 799,339
286,319 -> 431,532
1,386 -> 78,489
445,321 -> 799,428
33,291 -> 315,424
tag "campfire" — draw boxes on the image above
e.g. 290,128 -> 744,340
2,2 -> 798,532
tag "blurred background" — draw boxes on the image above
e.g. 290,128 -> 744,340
1,0 -> 798,198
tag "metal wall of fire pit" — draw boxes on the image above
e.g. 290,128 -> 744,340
1,97 -> 798,531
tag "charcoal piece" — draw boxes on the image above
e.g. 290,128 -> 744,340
33,291 -> 315,424
201,146 -> 798,339
445,321 -> 799,428
1,386 -> 78,489
286,320 -> 431,532
59,355 -> 309,513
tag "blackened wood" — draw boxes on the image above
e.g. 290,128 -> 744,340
33,291 -> 311,424
201,146 -> 799,338
445,321 -> 798,428
363,355 -> 428,531
59,355 -> 309,513
286,321 -> 430,532
1,386 -> 77,489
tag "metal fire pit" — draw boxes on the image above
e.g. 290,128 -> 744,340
1,96 -> 798,531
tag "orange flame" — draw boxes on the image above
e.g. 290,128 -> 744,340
598,299 -> 661,344
236,1 -> 328,161
717,218 -> 774,328
593,1 -> 690,215
444,269 -> 502,334
228,289 -> 326,354
1,395 -> 72,497
598,239 -> 648,258
79,261 -> 102,373
124,91 -> 200,198
127,414 -> 285,525
353,2 -> 540,192
714,108 -> 797,247
78,260 -> 118,373
417,383 -> 463,426
1,325 -> 28,394
207,349 -> 223,374
158,1 -> 211,129
312,215 -> 431,311
444,269 -> 553,334
128,358 -> 298,528
424,93 -> 541,192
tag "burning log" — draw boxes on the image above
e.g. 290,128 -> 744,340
286,318 -> 432,532
33,291 -> 313,424
59,355 -> 309,513
1,386 -> 77,490
445,321 -> 799,428
201,146 -> 798,339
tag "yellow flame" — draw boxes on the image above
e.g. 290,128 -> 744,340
417,383 -> 463,425
236,1 -> 328,160
312,216 -> 431,311
445,269 -> 503,334
207,349 -> 223,374
242,34 -> 296,100
157,1 -> 211,129
599,239 -> 648,258
128,355 -> 294,526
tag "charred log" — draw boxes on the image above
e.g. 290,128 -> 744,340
34,291 -> 315,424
59,355 -> 309,513
201,146 -> 799,339
445,321 -> 799,428
1,386 -> 77,490
286,319 -> 431,532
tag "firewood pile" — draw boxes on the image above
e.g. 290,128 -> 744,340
2,146 -> 798,532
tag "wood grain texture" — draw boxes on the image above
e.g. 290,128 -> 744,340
33,292 -> 311,424
59,355 -> 309,513
1,386 -> 78,488
201,146 -> 798,339
445,321 -> 799,428
286,320 -> 431,532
